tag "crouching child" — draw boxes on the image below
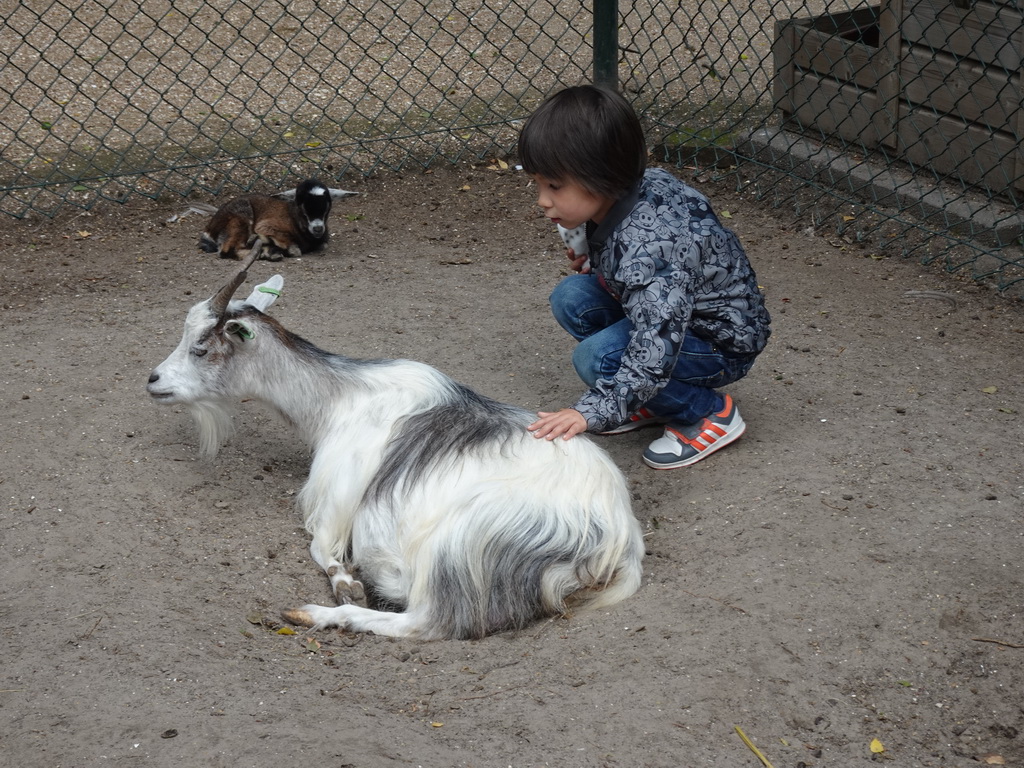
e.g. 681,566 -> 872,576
518,84 -> 771,469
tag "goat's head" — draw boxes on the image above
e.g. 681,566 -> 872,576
293,179 -> 332,239
147,255 -> 284,456
278,180 -> 358,241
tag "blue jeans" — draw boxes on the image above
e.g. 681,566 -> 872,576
550,273 -> 756,424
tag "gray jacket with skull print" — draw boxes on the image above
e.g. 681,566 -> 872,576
572,167 -> 771,432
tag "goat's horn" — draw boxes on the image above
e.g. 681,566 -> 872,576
210,251 -> 259,318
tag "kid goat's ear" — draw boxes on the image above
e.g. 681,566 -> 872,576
244,275 -> 284,312
275,186 -> 357,201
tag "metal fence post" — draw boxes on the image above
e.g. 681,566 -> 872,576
592,0 -> 618,90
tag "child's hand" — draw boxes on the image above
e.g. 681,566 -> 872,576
528,409 -> 588,440
567,249 -> 592,274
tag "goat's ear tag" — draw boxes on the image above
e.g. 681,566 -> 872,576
244,275 -> 284,311
225,319 -> 255,341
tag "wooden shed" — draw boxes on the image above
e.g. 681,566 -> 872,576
773,0 -> 1024,205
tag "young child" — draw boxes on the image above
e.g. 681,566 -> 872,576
518,84 -> 771,469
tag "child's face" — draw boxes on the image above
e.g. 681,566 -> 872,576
531,175 -> 614,230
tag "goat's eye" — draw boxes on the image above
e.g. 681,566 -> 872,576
191,346 -> 208,358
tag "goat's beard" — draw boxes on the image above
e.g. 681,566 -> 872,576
189,401 -> 236,459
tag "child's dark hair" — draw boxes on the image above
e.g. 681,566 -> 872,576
518,84 -> 646,200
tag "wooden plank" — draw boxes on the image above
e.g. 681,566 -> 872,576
773,6 -> 896,148
803,6 -> 880,36
774,7 -> 884,88
789,26 -> 887,88
772,19 -> 799,113
779,72 -> 886,147
876,0 -> 904,149
901,0 -> 1024,69
1018,99 -> 1024,194
901,44 -> 1021,129
898,106 -> 1024,202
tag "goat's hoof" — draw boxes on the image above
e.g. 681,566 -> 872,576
335,580 -> 365,605
253,242 -> 283,261
281,607 -> 315,627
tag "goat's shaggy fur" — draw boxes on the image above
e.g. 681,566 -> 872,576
197,179 -> 354,261
147,266 -> 644,640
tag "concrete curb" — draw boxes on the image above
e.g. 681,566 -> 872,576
736,126 -> 1024,249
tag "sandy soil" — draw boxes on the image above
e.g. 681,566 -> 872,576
2,164 -> 1022,768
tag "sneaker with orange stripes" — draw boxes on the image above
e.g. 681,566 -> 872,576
642,395 -> 746,469
599,406 -> 669,435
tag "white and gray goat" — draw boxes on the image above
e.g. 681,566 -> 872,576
146,261 -> 644,640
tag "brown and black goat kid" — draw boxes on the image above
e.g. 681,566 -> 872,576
198,179 -> 355,261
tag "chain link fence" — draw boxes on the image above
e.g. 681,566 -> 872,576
1,0 -> 1022,290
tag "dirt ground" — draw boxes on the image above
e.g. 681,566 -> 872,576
2,163 -> 1022,768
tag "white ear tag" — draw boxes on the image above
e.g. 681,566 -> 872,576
245,275 -> 284,311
